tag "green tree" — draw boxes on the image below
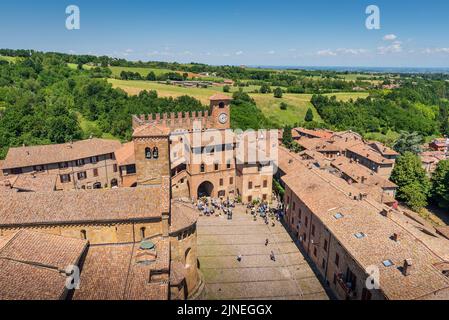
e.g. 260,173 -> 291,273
282,125 -> 293,147
393,131 -> 423,155
274,87 -> 283,98
390,152 -> 430,210
280,102 -> 287,110
146,71 -> 156,81
305,108 -> 314,122
259,84 -> 271,94
431,160 -> 449,208
223,85 -> 231,93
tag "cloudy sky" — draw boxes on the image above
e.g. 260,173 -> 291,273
1,0 -> 448,67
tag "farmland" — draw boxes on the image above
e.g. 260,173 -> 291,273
109,78 -> 369,126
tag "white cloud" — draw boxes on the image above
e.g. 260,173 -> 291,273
317,49 -> 337,57
336,48 -> 368,55
235,51 -> 243,56
383,34 -> 397,41
377,41 -> 403,54
423,48 -> 449,54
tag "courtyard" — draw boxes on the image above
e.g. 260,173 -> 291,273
196,204 -> 330,300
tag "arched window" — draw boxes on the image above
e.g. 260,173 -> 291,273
219,102 -> 225,109
140,227 -> 146,240
152,147 -> 159,159
80,230 -> 87,240
145,147 -> 152,160
200,163 -> 205,173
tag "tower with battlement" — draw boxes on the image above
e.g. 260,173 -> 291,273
132,94 -> 232,132
133,124 -> 171,187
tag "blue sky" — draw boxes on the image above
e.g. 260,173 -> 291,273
0,0 -> 448,67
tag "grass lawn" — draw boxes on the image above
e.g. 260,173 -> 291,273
0,56 -> 19,63
77,113 -> 119,141
67,63 -> 93,70
108,66 -> 177,77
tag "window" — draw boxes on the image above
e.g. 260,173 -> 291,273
76,159 -> 84,166
333,274 -> 337,285
219,102 -> 225,109
229,177 -> 234,185
152,147 -> 159,159
126,165 -> 136,174
354,232 -> 366,239
248,196 -> 252,203
263,194 -> 267,201
311,225 -> 315,236
334,212 -> 344,219
263,180 -> 268,188
93,168 -> 98,177
77,171 -> 87,180
60,174 -> 71,183
80,230 -> 87,240
322,259 -> 326,269
214,163 -> 219,171
219,179 -> 224,187
59,162 -> 68,169
299,209 -> 302,220
12,168 -> 23,175
313,247 -> 317,257
145,147 -> 152,159
140,227 -> 146,240
382,259 -> 394,267
227,161 -> 231,169
200,163 -> 205,173
293,202 -> 296,211
305,217 -> 308,227
303,233 -> 307,242
324,239 -> 328,252
335,253 -> 340,267
113,164 -> 118,173
34,165 -> 45,172
248,181 -> 253,190
91,156 -> 98,164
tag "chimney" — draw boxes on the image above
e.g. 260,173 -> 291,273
391,233 -> 400,242
403,259 -> 413,276
380,209 -> 393,218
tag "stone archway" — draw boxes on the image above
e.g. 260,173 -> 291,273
197,181 -> 214,198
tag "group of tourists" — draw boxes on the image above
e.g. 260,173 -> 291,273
196,197 -> 236,219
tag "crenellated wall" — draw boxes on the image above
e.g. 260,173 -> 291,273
132,111 -> 215,131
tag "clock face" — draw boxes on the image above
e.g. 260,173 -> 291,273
218,113 -> 228,124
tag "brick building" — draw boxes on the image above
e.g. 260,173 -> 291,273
278,147 -> 449,300
1,138 -> 122,190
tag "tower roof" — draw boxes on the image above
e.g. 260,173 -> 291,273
209,93 -> 232,101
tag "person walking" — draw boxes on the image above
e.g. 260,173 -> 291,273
270,251 -> 276,262
265,238 -> 269,246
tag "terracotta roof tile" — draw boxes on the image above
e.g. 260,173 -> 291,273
0,187 -> 166,226
115,142 -> 136,166
2,139 -> 121,169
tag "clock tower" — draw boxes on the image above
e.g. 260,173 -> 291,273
209,94 -> 232,130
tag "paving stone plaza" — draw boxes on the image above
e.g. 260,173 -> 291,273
196,205 -> 330,300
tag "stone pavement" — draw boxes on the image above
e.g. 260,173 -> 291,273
196,205 -> 330,300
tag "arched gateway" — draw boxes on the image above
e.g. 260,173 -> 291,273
197,181 -> 214,198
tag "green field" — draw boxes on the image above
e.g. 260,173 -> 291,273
109,79 -> 369,126
109,66 -> 176,77
67,63 -> 93,70
77,113 -> 119,141
0,56 -> 19,63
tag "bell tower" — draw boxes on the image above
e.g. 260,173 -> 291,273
209,94 -> 232,130
133,124 -> 171,186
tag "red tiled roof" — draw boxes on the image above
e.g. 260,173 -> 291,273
115,142 -> 136,166
0,187 -> 166,226
0,230 -> 88,300
133,124 -> 171,138
209,93 -> 232,101
2,139 -> 121,169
